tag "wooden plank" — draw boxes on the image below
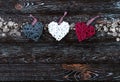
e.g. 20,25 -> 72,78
0,64 -> 119,81
0,13 -> 119,42
0,0 -> 119,81
0,0 -> 120,14
0,42 -> 119,64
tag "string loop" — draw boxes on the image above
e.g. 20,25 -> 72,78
86,15 -> 100,26
29,14 -> 37,26
58,11 -> 67,25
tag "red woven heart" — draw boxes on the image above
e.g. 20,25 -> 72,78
75,22 -> 95,42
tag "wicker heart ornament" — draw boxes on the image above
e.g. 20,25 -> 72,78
48,21 -> 70,41
48,12 -> 70,41
75,16 -> 100,42
75,22 -> 95,42
22,14 -> 43,41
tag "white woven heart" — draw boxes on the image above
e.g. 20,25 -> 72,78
48,21 -> 70,41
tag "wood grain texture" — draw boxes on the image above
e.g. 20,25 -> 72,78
0,64 -> 119,81
0,42 -> 119,64
0,0 -> 120,14
0,0 -> 119,81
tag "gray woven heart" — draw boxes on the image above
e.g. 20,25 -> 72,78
22,22 -> 43,41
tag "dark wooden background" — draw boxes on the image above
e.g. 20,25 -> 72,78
0,0 -> 120,81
